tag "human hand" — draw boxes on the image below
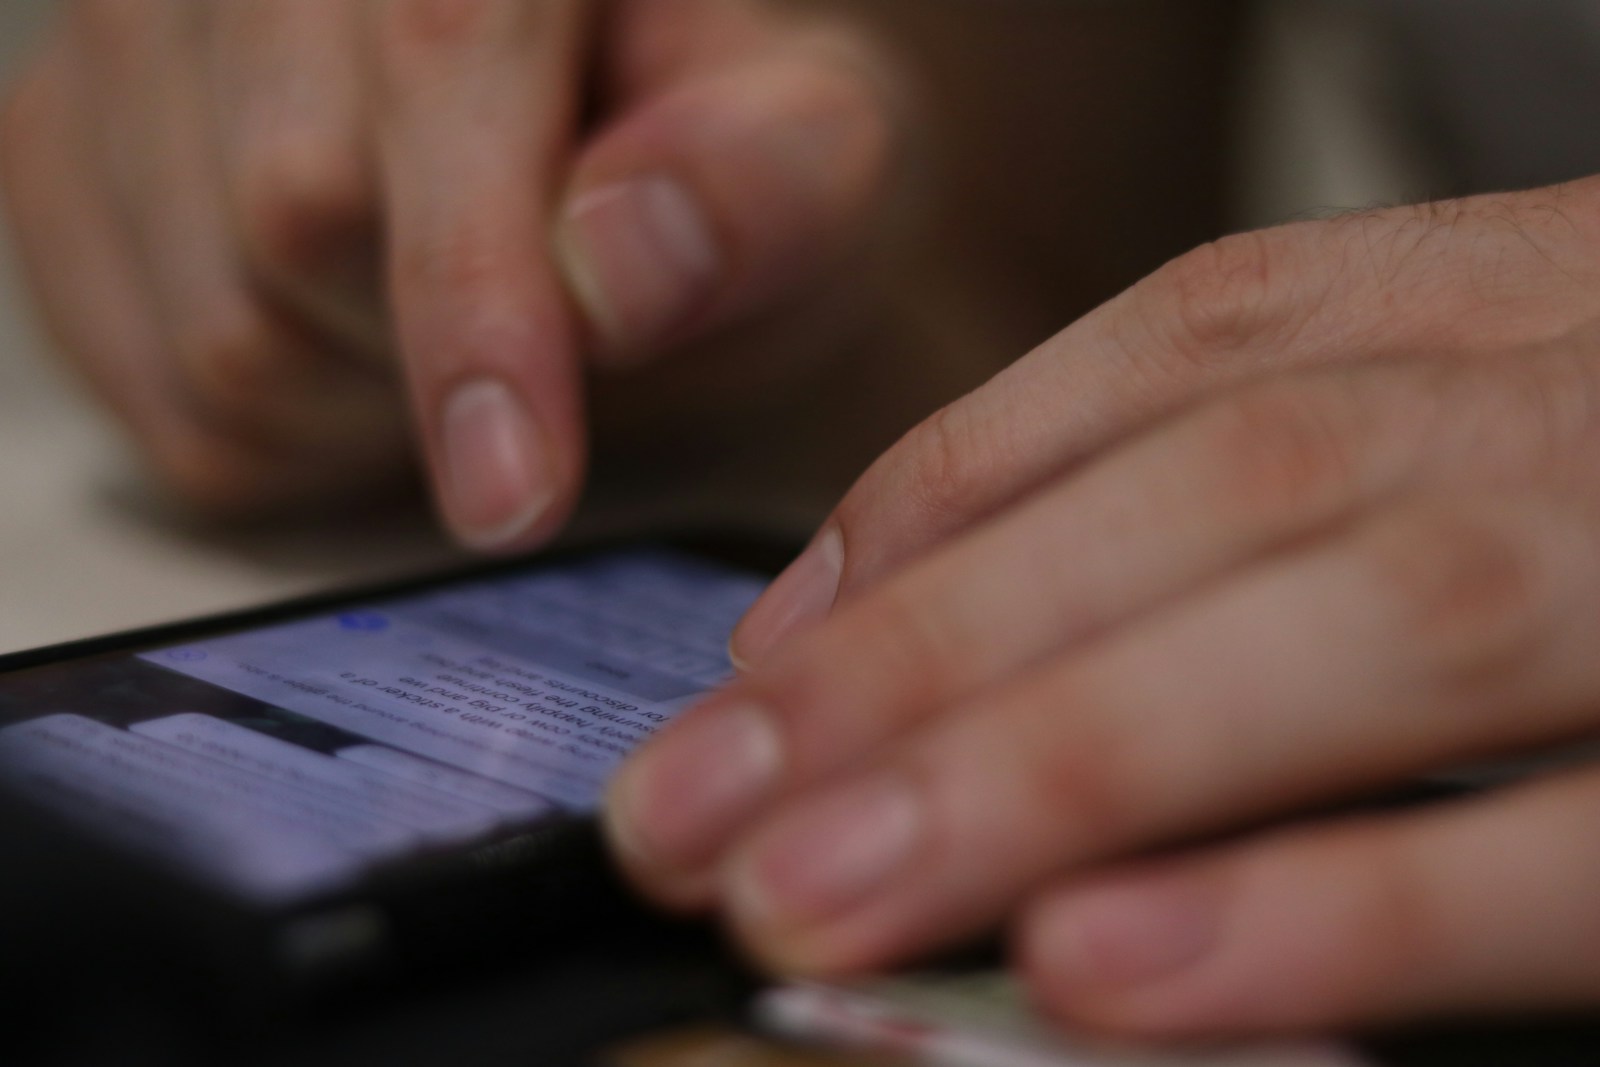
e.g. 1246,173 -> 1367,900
607,180 -> 1600,1037
0,0 -> 898,546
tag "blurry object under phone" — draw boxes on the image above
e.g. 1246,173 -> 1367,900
756,974 -> 1372,1067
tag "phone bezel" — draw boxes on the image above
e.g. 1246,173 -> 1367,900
0,529 -> 790,671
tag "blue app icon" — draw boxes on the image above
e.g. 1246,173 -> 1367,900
337,611 -> 390,633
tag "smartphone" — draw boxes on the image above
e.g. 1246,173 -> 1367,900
0,533 -> 787,1027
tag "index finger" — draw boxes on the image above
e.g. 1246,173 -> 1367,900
371,0 -> 590,550
729,188 -> 1600,662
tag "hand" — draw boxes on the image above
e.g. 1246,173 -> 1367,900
0,0 -> 899,546
606,180 -> 1600,1037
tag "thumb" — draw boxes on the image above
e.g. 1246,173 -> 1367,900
553,18 -> 903,366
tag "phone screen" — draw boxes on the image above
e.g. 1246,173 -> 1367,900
0,547 -> 765,906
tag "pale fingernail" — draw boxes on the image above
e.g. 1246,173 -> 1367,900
606,703 -> 782,873
732,775 -> 922,930
1029,876 -> 1221,994
730,526 -> 844,670
557,174 -> 720,363
440,378 -> 555,551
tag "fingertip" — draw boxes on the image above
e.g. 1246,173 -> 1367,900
720,882 -> 876,980
555,173 -> 722,364
436,376 -> 565,552
601,699 -> 787,923
602,771 -> 724,915
725,635 -> 754,676
558,51 -> 897,364
729,525 -> 843,668
1016,869 -> 1236,1039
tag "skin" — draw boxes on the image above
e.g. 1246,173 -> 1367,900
0,0 -> 905,546
0,0 -> 1240,540
607,180 -> 1600,1038
12,0 -> 1371,1039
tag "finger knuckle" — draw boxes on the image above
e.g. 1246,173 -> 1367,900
406,220 -> 491,290
374,0 -> 493,88
1309,829 -> 1444,1015
379,0 -> 500,51
394,211 -> 523,306
157,453 -> 258,514
837,402 -> 1011,570
176,307 -> 289,420
145,427 -> 278,514
892,404 -> 979,521
375,0 -> 568,80
1012,684 -> 1142,851
233,138 -> 369,274
1361,504 -> 1546,691
391,220 -> 544,373
1200,381 -> 1360,522
1135,230 -> 1303,378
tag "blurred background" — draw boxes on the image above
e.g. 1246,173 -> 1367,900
0,0 -> 1593,653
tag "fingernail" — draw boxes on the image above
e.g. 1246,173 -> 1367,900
440,378 -> 556,550
732,775 -> 922,930
1030,875 -> 1222,994
606,703 -> 782,872
557,174 -> 720,362
730,526 -> 844,670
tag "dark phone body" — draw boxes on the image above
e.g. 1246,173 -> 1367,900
0,532 -> 792,1049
